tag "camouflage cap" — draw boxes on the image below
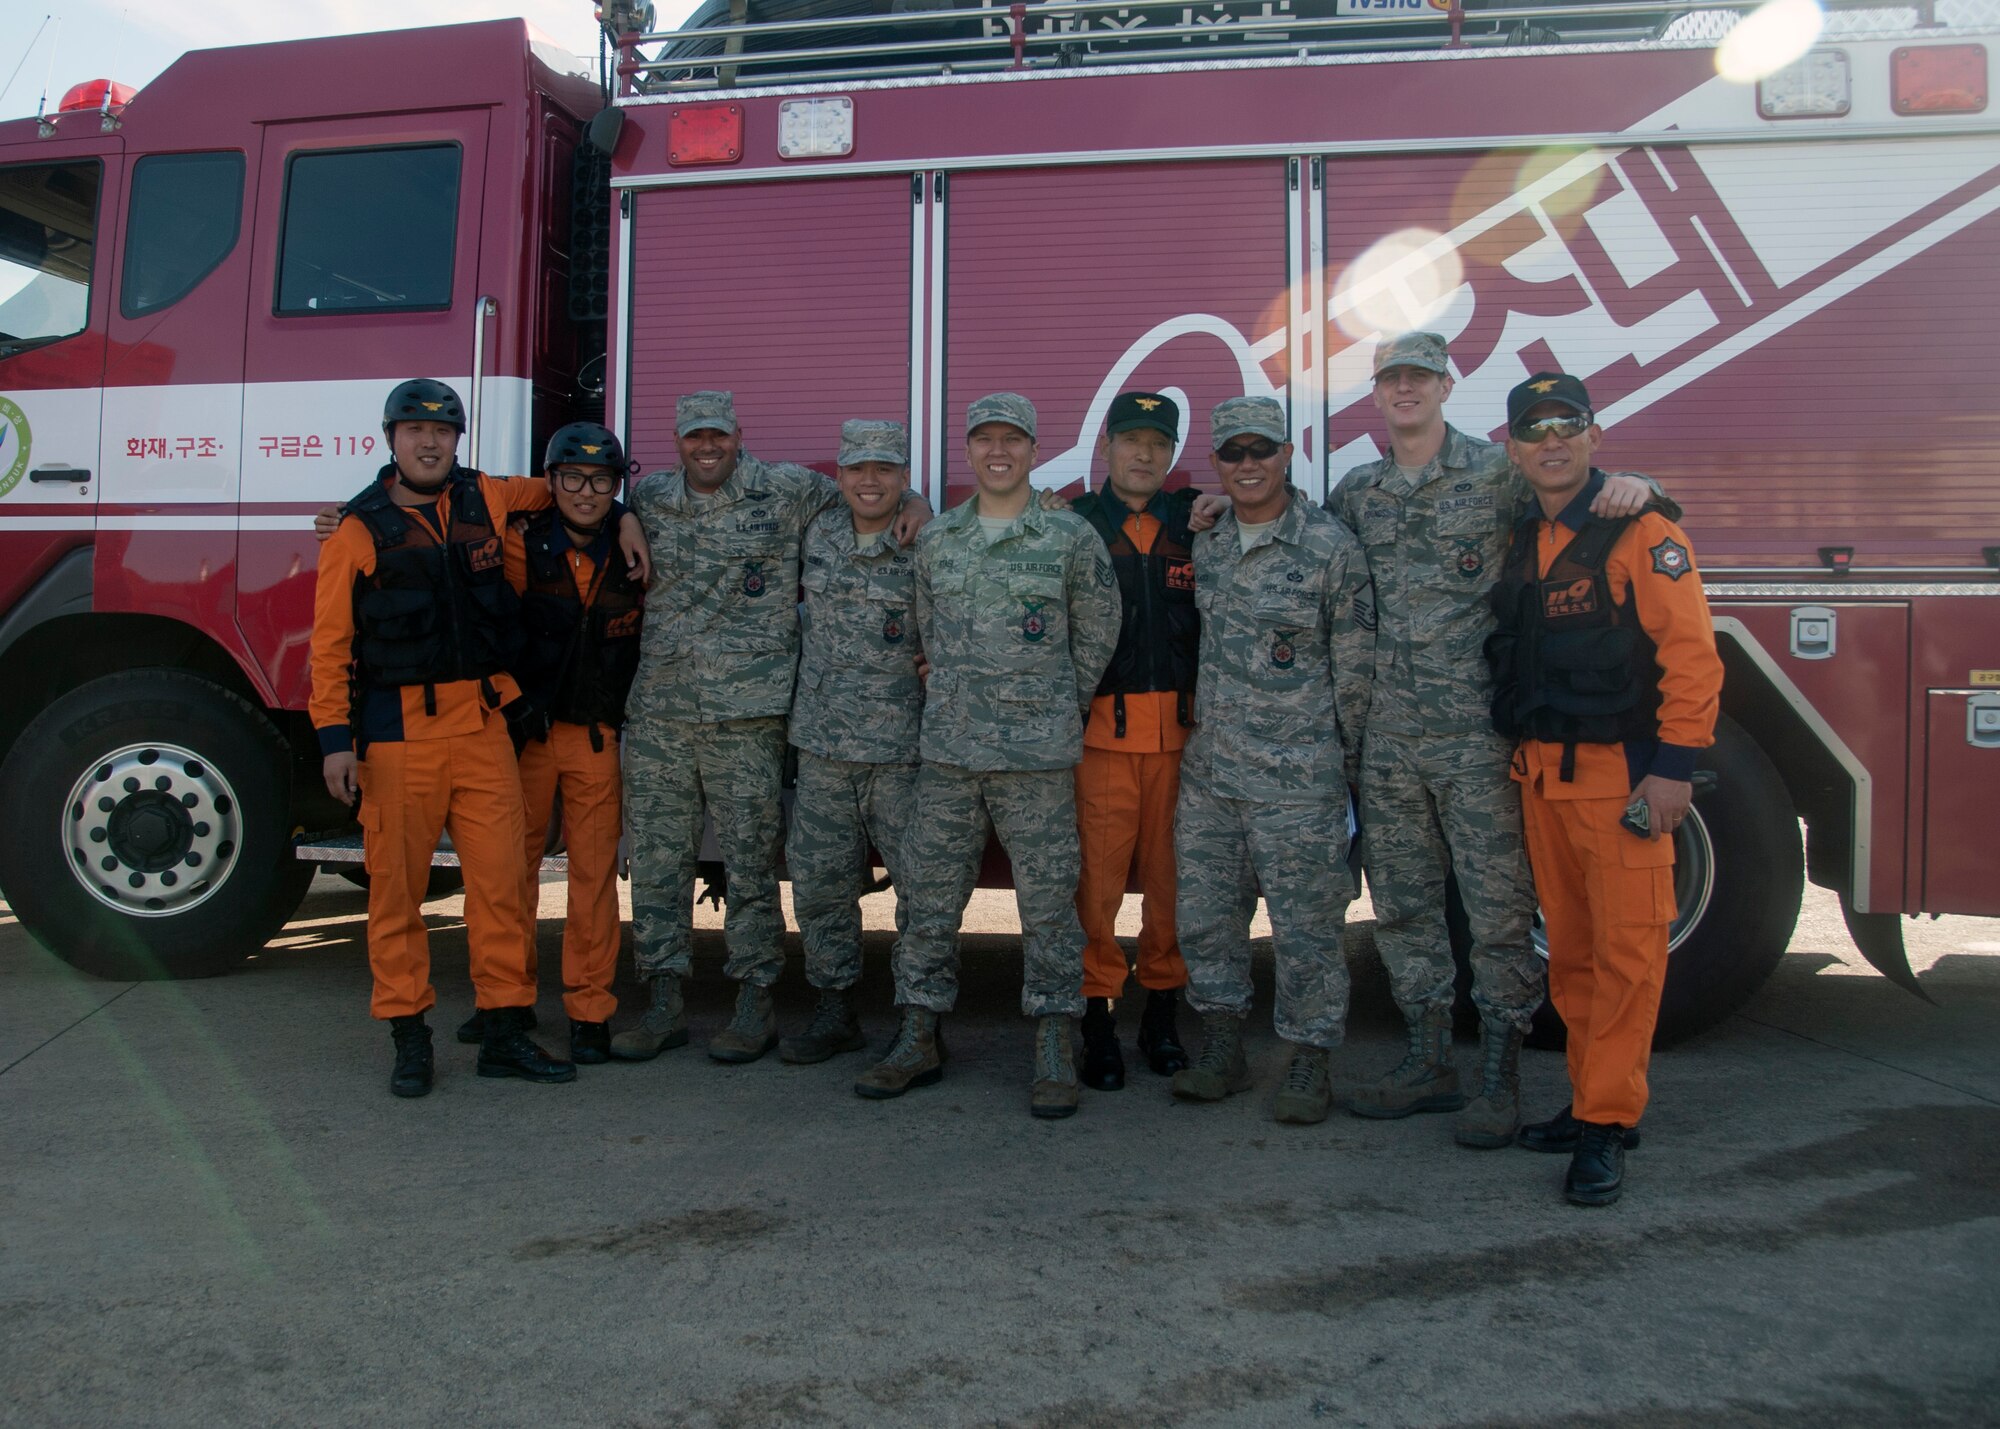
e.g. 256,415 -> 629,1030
965,392 -> 1036,440
838,419 -> 909,467
1209,396 -> 1287,450
676,390 -> 739,437
1372,331 -> 1450,377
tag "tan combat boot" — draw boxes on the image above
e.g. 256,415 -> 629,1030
1271,1044 -> 1333,1125
854,1008 -> 943,1099
1030,1015 -> 1080,1119
1453,1018 -> 1524,1149
609,976 -> 687,1061
1350,1006 -> 1465,1119
708,981 -> 779,1063
779,987 -> 867,1065
1171,1012 -> 1254,1102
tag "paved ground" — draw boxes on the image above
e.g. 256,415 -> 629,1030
2,875 -> 1995,1428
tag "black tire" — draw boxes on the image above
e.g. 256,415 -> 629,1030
333,864 -> 467,898
1450,715 -> 1803,1048
0,671 -> 315,980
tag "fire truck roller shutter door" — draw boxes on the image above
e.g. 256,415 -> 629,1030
0,670 -> 315,980
1444,715 -> 1801,1048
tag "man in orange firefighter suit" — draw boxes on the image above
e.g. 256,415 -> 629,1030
1068,391 -> 1197,1089
311,380 -> 640,1097
499,422 -> 646,1066
1485,372 -> 1722,1205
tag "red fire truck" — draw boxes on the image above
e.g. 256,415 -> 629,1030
1,0 -> 1994,1042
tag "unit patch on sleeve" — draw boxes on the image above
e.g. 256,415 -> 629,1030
1649,537 -> 1693,581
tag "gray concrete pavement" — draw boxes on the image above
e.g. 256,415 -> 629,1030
1,877 -> 1995,1427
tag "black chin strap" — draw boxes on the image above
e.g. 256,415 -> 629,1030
561,515 -> 609,544
394,458 -> 460,495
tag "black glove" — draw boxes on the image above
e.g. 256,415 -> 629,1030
502,698 -> 552,753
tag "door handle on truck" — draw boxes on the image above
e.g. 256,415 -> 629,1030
30,467 -> 90,483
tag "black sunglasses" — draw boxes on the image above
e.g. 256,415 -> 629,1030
1510,414 -> 1591,442
1216,438 -> 1281,463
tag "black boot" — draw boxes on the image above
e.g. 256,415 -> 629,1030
389,1015 -> 433,1099
570,1019 -> 611,1065
1077,998 -> 1125,1091
477,1006 -> 577,1083
1518,1103 -> 1643,1154
1564,1121 -> 1629,1206
1136,987 -> 1190,1076
457,1005 -> 536,1045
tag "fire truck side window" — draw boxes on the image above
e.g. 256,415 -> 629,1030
121,151 -> 246,319
0,160 -> 99,358
274,143 -> 460,315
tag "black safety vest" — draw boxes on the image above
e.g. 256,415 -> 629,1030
346,466 -> 521,699
1076,488 -> 1201,735
1485,508 -> 1663,777
514,507 -> 644,738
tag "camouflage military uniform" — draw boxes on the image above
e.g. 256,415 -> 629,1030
787,484 -> 925,991
1175,489 -> 1374,1047
625,447 -> 839,988
895,498 -> 1121,1017
1327,423 -> 1544,1029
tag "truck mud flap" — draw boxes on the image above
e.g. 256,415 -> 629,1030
1838,889 -> 1933,1003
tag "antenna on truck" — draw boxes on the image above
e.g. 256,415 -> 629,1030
2,14 -> 53,112
34,14 -> 63,136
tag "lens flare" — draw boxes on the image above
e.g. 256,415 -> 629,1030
1716,0 -> 1825,85
1331,227 -> 1466,343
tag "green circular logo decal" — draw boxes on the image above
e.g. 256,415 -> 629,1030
0,396 -> 30,499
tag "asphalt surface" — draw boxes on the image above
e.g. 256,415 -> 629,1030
2,876 -> 1996,1428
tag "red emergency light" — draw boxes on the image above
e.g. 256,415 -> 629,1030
57,78 -> 136,113
667,103 -> 743,166
1891,44 -> 1987,115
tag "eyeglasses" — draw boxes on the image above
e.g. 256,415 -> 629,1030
1509,414 -> 1591,443
553,468 -> 620,494
1216,439 -> 1281,464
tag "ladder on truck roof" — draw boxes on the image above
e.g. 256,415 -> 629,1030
609,0 -> 1987,94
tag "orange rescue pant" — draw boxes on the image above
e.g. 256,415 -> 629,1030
1075,745 -> 1188,1000
517,720 -> 623,1024
1518,768 -> 1676,1127
356,713 -> 533,1020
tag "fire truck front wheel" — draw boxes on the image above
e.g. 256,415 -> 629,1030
0,671 -> 315,981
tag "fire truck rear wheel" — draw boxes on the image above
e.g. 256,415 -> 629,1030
1447,716 -> 1803,1049
0,671 -> 315,981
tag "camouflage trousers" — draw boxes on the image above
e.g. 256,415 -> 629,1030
895,763 -> 1087,1018
1174,775 -> 1354,1048
787,750 -> 919,991
624,714 -> 786,987
1360,726 -> 1542,1029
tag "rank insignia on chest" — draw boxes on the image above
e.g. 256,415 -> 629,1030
883,609 -> 905,644
742,561 -> 767,597
1453,539 -> 1485,579
1271,630 -> 1298,669
1650,537 -> 1693,580
1021,598 -> 1049,642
